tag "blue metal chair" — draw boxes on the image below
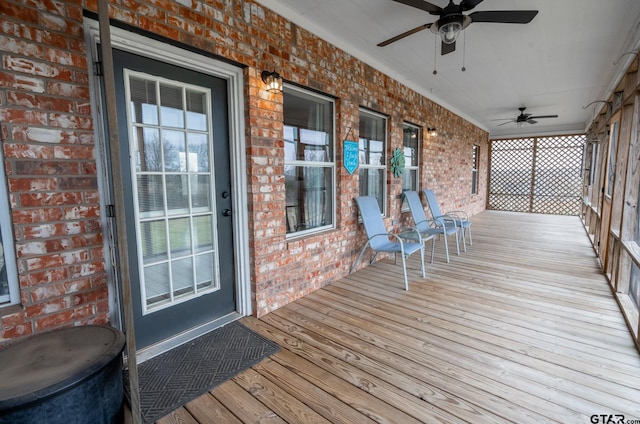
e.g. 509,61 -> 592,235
423,189 -> 472,252
404,191 -> 460,263
350,196 -> 425,290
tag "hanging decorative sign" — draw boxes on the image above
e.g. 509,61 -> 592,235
390,147 -> 405,178
343,140 -> 359,175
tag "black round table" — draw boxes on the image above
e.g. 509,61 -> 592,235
0,325 -> 125,424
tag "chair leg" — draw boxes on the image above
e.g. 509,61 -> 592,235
400,252 -> 409,290
443,233 -> 450,263
430,238 -> 436,264
454,230 -> 461,256
467,226 -> 472,246
419,245 -> 426,279
460,225 -> 467,252
350,242 -> 370,274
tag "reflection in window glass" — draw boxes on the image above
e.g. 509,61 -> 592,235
606,120 -> 619,197
359,110 -> 387,213
126,70 -> 218,312
635,181 -> 640,244
630,262 -> 640,309
472,145 -> 480,195
401,124 -> 420,209
0,227 -> 7,301
0,151 -> 17,306
283,86 -> 335,236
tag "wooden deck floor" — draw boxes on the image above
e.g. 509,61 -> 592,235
156,211 -> 640,424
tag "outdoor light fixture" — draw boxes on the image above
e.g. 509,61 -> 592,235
431,14 -> 470,45
261,70 -> 282,93
428,127 -> 438,137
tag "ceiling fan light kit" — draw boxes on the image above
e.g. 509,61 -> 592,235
380,0 -> 538,56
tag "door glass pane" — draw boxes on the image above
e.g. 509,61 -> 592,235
163,130 -> 186,172
195,253 -> 214,289
193,216 -> 213,252
140,220 -> 168,261
133,127 -> 162,172
169,217 -> 192,257
186,90 -> 207,131
137,175 -> 164,216
145,262 -> 170,307
129,77 -> 158,125
126,71 -> 220,314
191,175 -> 211,211
160,84 -> 184,128
166,175 -> 189,214
172,257 -> 194,297
188,132 -> 210,172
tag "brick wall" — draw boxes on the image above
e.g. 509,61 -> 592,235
0,0 -> 488,345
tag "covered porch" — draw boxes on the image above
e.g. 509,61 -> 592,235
156,210 -> 640,423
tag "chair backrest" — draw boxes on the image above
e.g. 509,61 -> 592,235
355,196 -> 390,250
403,191 -> 431,232
423,189 -> 443,219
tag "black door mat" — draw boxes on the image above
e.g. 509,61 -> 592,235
123,320 -> 279,424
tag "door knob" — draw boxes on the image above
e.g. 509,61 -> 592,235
221,209 -> 232,217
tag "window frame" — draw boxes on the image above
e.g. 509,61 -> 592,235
605,116 -> 620,198
0,152 -> 19,307
358,108 -> 388,215
283,84 -> 336,239
472,144 -> 480,195
401,123 -> 421,211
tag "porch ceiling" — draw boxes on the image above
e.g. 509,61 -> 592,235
255,0 -> 640,138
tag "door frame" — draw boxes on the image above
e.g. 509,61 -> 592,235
84,20 -> 251,360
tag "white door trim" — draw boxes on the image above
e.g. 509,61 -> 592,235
84,19 -> 251,360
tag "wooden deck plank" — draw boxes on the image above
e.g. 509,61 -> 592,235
183,393 -> 242,424
155,211 -> 640,424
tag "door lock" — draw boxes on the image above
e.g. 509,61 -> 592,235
221,209 -> 232,217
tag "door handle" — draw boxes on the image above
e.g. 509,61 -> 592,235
222,209 -> 232,217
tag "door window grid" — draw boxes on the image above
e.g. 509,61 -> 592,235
359,110 -> 387,214
401,123 -> 420,210
283,86 -> 335,237
125,71 -> 220,314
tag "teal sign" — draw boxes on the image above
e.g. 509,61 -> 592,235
343,140 -> 359,175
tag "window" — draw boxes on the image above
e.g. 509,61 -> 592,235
401,124 -> 420,210
0,153 -> 18,307
605,119 -> 620,198
472,145 -> 480,195
284,86 -> 335,236
359,109 -> 387,214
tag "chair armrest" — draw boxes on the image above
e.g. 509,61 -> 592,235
446,210 -> 469,221
397,228 -> 423,243
433,214 -> 456,228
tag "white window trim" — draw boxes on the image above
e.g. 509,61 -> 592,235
402,122 -> 421,211
359,109 -> 388,216
284,84 -> 336,239
472,144 -> 480,195
0,151 -> 19,306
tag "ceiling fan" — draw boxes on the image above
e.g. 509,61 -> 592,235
494,107 -> 559,127
378,0 -> 538,55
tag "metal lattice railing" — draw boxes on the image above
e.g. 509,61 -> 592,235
489,135 -> 585,215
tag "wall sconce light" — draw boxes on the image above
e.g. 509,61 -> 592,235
428,127 -> 437,137
261,70 -> 283,93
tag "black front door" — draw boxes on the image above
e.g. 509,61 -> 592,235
112,49 -> 236,350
